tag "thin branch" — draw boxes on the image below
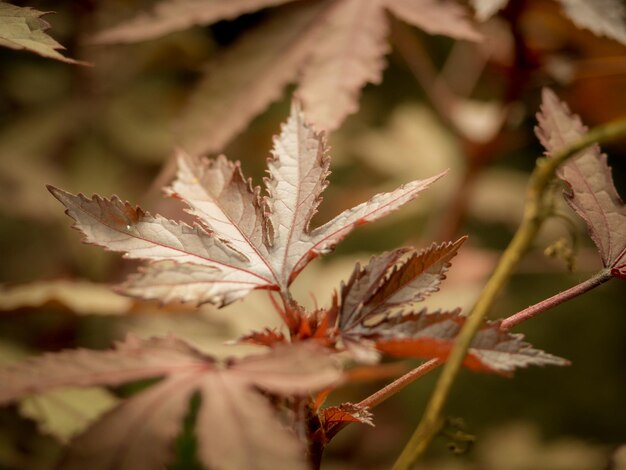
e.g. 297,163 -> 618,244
501,268 -> 612,329
392,115 -> 626,470
324,359 -> 441,441
325,268 -> 611,444
358,359 -> 441,410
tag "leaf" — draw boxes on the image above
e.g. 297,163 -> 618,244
59,374 -> 198,470
263,101 -> 332,285
47,187 -> 273,307
296,0 -> 480,130
0,3 -> 85,64
52,102 -> 445,306
339,238 -> 466,332
176,1 -> 333,156
471,0 -> 626,45
0,280 -> 133,316
0,336 -> 342,470
20,388 -> 119,444
194,377 -> 306,470
0,336 -> 207,404
371,311 -> 570,374
469,0 -> 508,21
0,341 -> 118,444
156,0 -> 478,151
558,0 -> 626,46
330,238 -> 568,373
321,403 -> 374,427
535,88 -> 626,278
297,0 -> 390,131
307,172 -> 447,263
91,0 -> 300,44
387,0 -> 482,41
238,328 -> 287,347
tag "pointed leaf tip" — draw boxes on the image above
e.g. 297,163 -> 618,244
536,88 -> 626,272
48,99 -> 450,307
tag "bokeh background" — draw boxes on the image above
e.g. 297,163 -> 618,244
1,0 -> 626,468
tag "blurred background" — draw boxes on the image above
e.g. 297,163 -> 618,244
1,0 -> 626,468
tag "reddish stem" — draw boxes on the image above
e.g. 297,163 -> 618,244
333,269 -> 613,437
501,268 -> 612,329
357,359 -> 441,410
324,359 -> 442,441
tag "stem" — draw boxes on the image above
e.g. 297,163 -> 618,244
324,359 -> 441,442
326,268 -> 611,448
392,116 -> 626,470
329,267 -> 611,441
501,269 -> 612,329
357,359 -> 441,410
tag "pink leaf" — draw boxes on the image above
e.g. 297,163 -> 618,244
59,375 -> 198,470
263,100 -> 331,285
387,0 -> 481,41
91,0 -> 300,44
331,237 -> 568,374
0,337 -> 342,469
339,238 -> 467,331
535,88 -> 626,276
298,0 -> 390,131
166,0 -> 486,150
307,171 -> 447,268
196,376 -> 308,470
48,186 -> 273,306
558,0 -> 626,46
168,153 -> 271,265
121,261 -> 267,307
176,0 -> 333,156
52,103 -> 445,306
469,0 -> 508,21
0,336 -> 211,405
372,311 -> 570,374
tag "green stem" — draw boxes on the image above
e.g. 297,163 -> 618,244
392,116 -> 626,470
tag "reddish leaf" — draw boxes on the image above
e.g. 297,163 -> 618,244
0,336 -> 342,470
91,0 -> 300,44
306,173 -> 447,268
387,0 -> 482,41
373,311 -> 570,374
471,0 -> 626,45
51,103 -> 445,307
58,374 -> 198,470
339,238 -> 466,332
330,240 -> 568,374
176,1 -> 332,156
148,0 -> 482,150
558,0 -> 626,46
469,0 -> 508,20
536,88 -> 626,278
298,0 -> 390,131
238,328 -> 287,347
195,377 -> 306,470
0,336 -> 208,404
321,403 -> 374,427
